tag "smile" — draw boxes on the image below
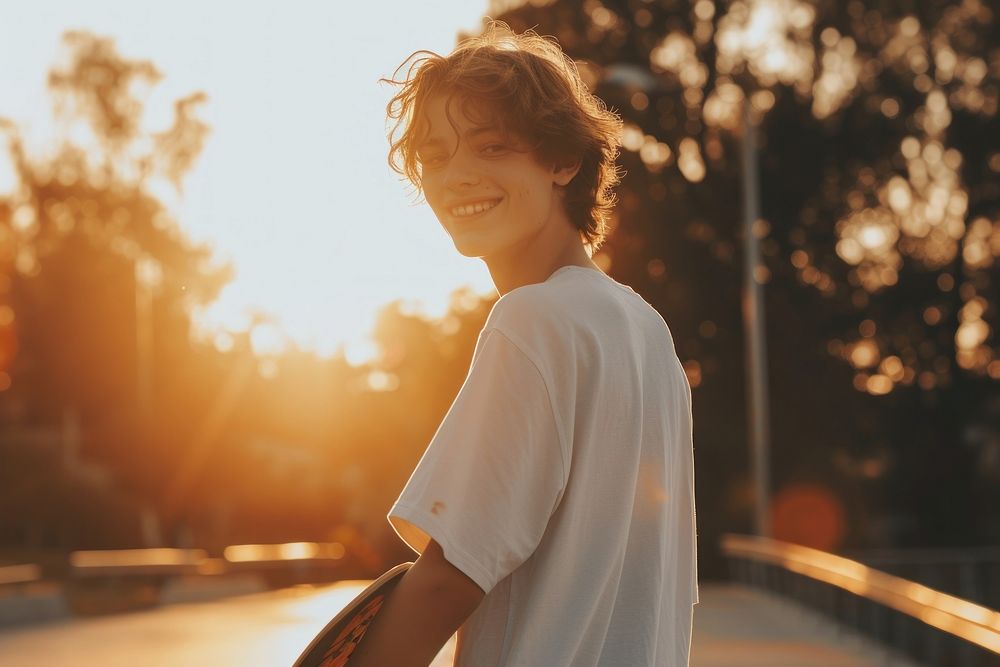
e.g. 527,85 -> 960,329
450,198 -> 502,218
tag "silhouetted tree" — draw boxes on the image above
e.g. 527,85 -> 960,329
486,0 -> 999,573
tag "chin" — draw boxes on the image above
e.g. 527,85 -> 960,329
452,243 -> 490,260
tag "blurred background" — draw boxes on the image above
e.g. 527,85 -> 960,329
0,0 -> 998,664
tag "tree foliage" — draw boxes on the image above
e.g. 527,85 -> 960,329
486,0 -> 1000,558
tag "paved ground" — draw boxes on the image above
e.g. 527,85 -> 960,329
689,584 -> 922,667
0,579 -> 456,667
0,582 -> 923,666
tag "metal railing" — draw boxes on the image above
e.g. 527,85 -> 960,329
721,533 -> 1000,667
0,564 -> 41,587
0,541 -> 360,619
840,545 -> 1000,610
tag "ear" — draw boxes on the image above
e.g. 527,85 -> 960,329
552,157 -> 582,187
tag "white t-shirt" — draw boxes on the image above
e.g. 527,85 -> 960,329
388,264 -> 699,666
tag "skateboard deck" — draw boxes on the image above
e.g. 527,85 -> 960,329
292,561 -> 413,667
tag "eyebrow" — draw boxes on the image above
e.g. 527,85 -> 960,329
416,127 -> 499,151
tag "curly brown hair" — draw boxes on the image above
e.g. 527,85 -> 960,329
380,20 -> 624,253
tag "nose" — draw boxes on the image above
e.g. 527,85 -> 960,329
442,149 -> 480,190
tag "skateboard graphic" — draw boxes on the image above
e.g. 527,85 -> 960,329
292,562 -> 413,666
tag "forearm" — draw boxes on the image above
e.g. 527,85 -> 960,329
347,559 -> 478,667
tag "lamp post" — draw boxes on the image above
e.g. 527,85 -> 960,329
740,95 -> 772,538
134,254 -> 155,425
134,251 -> 163,547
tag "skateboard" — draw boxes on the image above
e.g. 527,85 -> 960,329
292,562 -> 414,667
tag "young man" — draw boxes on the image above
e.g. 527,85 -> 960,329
349,20 -> 698,667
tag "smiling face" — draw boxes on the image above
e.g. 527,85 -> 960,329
415,93 -> 579,262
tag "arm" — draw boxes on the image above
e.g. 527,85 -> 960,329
347,539 -> 486,667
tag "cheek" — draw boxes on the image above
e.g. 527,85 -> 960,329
509,181 -> 548,215
422,179 -> 445,209
504,172 -> 536,202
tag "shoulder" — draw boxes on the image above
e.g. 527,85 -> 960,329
487,282 -> 556,323
479,284 -> 589,374
484,283 -> 568,339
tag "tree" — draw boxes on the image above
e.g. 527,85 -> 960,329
487,0 -> 1000,567
0,30 -> 508,561
0,31 -> 231,546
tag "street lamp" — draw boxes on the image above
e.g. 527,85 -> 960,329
739,96 -> 772,538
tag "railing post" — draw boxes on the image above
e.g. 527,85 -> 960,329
831,586 -> 843,638
958,559 -> 977,604
924,625 -> 942,667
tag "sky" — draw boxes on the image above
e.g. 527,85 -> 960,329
0,0 -> 498,364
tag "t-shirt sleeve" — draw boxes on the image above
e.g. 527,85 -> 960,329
387,327 -> 568,595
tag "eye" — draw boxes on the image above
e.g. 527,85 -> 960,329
481,143 -> 507,155
420,154 -> 447,169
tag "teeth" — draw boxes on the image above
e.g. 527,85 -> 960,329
451,199 -> 500,218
